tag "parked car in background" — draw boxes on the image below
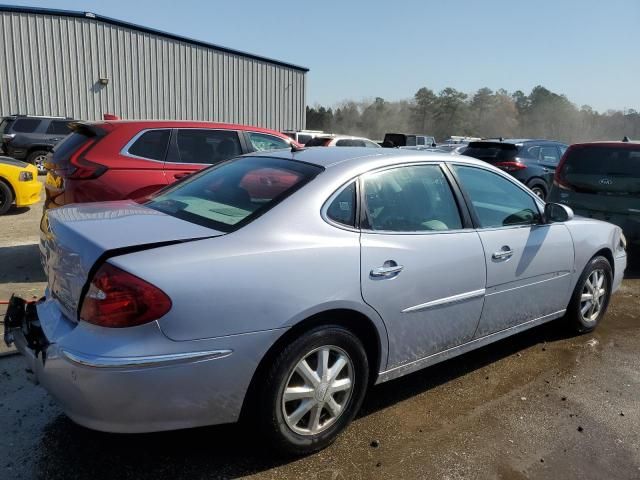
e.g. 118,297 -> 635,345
283,129 -> 326,145
7,148 -> 626,456
461,139 -> 568,199
0,114 -> 75,174
548,139 -> 640,248
43,120 -> 298,214
0,156 -> 42,214
437,136 -> 482,152
305,134 -> 381,148
381,133 -> 436,149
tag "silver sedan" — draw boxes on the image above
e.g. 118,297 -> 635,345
5,147 -> 627,454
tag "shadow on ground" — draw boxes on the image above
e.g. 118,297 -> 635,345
32,319 -> 578,480
4,206 -> 31,217
0,244 -> 45,283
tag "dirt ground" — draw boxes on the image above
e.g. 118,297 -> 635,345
1,195 -> 639,480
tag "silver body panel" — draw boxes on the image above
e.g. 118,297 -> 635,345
13,147 -> 626,433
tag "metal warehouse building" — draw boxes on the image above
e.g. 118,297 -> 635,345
0,5 -> 308,130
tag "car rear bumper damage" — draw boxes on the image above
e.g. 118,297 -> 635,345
4,296 -> 281,433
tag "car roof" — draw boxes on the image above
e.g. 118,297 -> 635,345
248,146 -> 484,170
568,141 -> 640,148
82,120 -> 291,136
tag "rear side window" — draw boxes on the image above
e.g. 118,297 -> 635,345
326,182 -> 357,227
147,157 -> 322,232
128,129 -> 171,161
363,165 -> 462,232
50,133 -> 92,169
306,137 -> 331,147
46,121 -> 72,135
336,139 -> 366,147
298,134 -> 312,145
417,137 -> 426,146
539,146 -> 560,164
248,132 -> 289,151
175,129 -> 241,164
11,118 -> 41,133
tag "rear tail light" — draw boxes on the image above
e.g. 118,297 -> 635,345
67,138 -> 106,179
494,161 -> 527,172
80,263 -> 172,328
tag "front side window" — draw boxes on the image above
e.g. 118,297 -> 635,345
453,165 -> 541,228
326,182 -> 356,227
12,118 -> 41,133
147,157 -> 322,232
128,129 -> 171,161
417,137 -> 426,146
176,129 -> 241,164
363,165 -> 462,232
248,132 -> 290,151
46,121 -> 72,135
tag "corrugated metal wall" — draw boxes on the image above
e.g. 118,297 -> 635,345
0,10 -> 306,130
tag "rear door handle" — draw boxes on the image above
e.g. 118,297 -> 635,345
492,247 -> 514,260
370,264 -> 404,278
174,172 -> 191,179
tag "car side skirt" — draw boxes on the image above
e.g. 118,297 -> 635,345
376,309 -> 566,384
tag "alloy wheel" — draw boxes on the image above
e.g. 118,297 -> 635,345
282,345 -> 354,436
580,269 -> 606,322
33,154 -> 48,174
531,186 -> 545,199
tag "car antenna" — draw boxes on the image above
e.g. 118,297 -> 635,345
622,136 -> 630,142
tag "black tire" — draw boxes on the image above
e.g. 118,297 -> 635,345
26,149 -> 49,175
257,325 -> 369,455
527,180 -> 547,200
566,256 -> 613,333
0,180 -> 13,215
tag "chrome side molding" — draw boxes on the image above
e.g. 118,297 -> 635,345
62,349 -> 233,369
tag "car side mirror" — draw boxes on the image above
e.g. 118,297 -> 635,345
545,203 -> 574,223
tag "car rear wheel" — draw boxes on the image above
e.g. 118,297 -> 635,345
27,150 -> 49,175
0,181 -> 14,215
566,256 -> 612,333
527,180 -> 547,200
258,325 -> 369,455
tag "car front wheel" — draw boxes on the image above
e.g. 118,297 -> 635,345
258,325 -> 369,455
566,256 -> 613,333
0,181 -> 14,215
27,150 -> 49,175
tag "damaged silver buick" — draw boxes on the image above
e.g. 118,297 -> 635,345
4,147 -> 627,455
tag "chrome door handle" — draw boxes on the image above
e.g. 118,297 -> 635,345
370,264 -> 404,277
492,247 -> 514,260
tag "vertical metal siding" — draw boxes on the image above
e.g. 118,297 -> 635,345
0,11 -> 306,130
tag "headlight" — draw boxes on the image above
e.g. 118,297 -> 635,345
619,231 -> 627,251
19,171 -> 34,182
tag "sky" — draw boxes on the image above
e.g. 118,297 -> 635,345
6,0 -> 640,113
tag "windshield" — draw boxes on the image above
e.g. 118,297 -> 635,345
146,156 -> 322,232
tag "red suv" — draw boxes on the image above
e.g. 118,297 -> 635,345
44,120 -> 298,211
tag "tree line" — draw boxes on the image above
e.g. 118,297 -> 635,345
306,85 -> 640,143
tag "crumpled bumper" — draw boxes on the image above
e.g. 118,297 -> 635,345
4,296 -> 283,433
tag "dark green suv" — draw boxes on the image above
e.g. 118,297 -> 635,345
548,140 -> 639,248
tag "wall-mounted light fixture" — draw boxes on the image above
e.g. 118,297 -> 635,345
99,77 -> 109,86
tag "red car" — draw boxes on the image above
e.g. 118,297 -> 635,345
44,120 -> 299,211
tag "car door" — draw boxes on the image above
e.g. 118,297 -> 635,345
451,164 -> 574,338
164,128 -> 243,182
44,120 -> 72,147
359,164 -> 487,369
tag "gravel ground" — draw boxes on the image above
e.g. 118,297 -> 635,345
1,193 -> 639,479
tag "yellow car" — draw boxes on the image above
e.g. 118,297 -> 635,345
0,157 -> 42,215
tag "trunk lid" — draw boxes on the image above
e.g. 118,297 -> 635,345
40,200 -> 222,320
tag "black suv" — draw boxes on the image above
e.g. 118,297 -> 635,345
461,139 -> 568,199
0,115 -> 75,174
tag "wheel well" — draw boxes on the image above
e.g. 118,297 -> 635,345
0,177 -> 16,200
239,309 -> 382,420
527,177 -> 547,189
594,248 -> 615,277
27,147 -> 51,156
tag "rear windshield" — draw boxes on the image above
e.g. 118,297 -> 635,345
463,142 -> 519,162
146,157 -> 322,232
561,145 -> 640,193
50,132 -> 92,169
